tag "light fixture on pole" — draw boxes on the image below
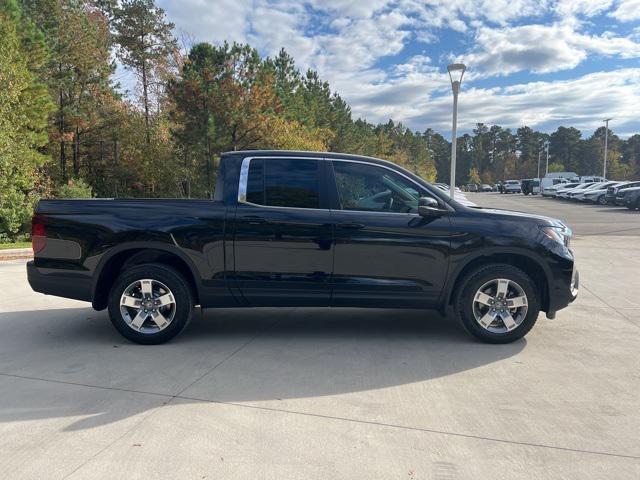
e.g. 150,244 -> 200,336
447,63 -> 466,199
603,118 -> 612,179
544,140 -> 550,176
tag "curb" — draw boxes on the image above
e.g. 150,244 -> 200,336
0,248 -> 33,262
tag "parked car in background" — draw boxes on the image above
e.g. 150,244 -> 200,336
434,183 -> 463,195
621,186 -> 640,210
481,184 -> 493,192
558,182 -> 595,200
548,183 -> 579,198
502,180 -> 521,194
578,181 -> 620,203
566,182 -> 603,200
433,184 -> 476,207
606,181 -> 640,205
521,179 -> 541,195
571,176 -> 606,184
544,172 -> 578,181
541,178 -> 569,196
467,184 -> 479,192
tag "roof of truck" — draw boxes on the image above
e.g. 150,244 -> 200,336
222,150 -> 385,162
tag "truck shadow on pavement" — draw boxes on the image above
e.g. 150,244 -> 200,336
0,306 -> 525,431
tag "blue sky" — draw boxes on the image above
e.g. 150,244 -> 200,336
153,0 -> 640,138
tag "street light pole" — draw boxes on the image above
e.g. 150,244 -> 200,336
447,63 -> 466,200
603,118 -> 612,179
537,149 -> 541,179
545,141 -> 550,176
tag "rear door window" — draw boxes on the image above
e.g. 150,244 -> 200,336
245,158 -> 320,209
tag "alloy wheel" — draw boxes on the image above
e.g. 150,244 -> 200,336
472,278 -> 528,334
119,279 -> 177,334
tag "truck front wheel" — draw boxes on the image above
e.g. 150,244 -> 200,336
455,264 -> 540,344
107,263 -> 193,344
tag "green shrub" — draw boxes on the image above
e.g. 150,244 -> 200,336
56,179 -> 93,199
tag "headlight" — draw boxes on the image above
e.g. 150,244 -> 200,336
540,225 -> 572,247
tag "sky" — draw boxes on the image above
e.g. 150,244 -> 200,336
154,0 -> 640,138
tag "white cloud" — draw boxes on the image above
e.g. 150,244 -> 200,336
459,23 -> 640,76
154,0 -> 640,138
159,0 -> 253,45
400,0 -> 549,31
402,68 -> 640,137
307,0 -> 390,18
610,0 -> 640,21
555,0 -> 614,17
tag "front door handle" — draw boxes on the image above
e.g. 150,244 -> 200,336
337,221 -> 365,229
241,215 -> 269,225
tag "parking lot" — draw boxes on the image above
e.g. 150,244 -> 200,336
1,194 -> 639,479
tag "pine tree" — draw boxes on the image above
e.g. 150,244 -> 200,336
0,0 -> 53,239
113,0 -> 175,143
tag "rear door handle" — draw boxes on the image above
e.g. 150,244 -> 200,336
241,215 -> 269,225
337,221 -> 365,229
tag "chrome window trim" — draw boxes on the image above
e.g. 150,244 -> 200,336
237,157 -> 251,203
236,155 -> 451,215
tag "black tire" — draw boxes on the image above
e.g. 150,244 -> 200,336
455,264 -> 540,344
107,263 -> 193,344
597,195 -> 606,205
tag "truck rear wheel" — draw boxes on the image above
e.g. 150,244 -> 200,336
455,264 -> 540,344
107,263 -> 193,344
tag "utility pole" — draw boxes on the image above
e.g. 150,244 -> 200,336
537,149 -> 541,179
545,141 -> 550,176
603,118 -> 612,179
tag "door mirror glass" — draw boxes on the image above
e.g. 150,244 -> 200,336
418,197 -> 445,217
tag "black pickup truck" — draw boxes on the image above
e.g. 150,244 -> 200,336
27,150 -> 578,344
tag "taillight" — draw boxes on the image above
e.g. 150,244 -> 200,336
32,215 -> 46,255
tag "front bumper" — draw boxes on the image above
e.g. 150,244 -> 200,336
543,239 -> 578,314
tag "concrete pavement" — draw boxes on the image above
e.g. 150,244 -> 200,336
0,194 -> 638,479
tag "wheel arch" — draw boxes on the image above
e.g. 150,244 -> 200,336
91,243 -> 201,311
444,250 -> 551,313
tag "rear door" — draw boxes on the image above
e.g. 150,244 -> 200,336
232,157 -> 333,306
328,159 -> 454,308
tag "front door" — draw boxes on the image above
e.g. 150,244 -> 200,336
232,157 -> 333,306
329,160 -> 453,308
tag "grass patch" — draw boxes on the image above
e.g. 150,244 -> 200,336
0,241 -> 31,250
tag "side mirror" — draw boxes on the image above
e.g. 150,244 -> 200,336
418,197 -> 446,217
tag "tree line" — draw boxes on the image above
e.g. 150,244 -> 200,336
1,0 -> 639,241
